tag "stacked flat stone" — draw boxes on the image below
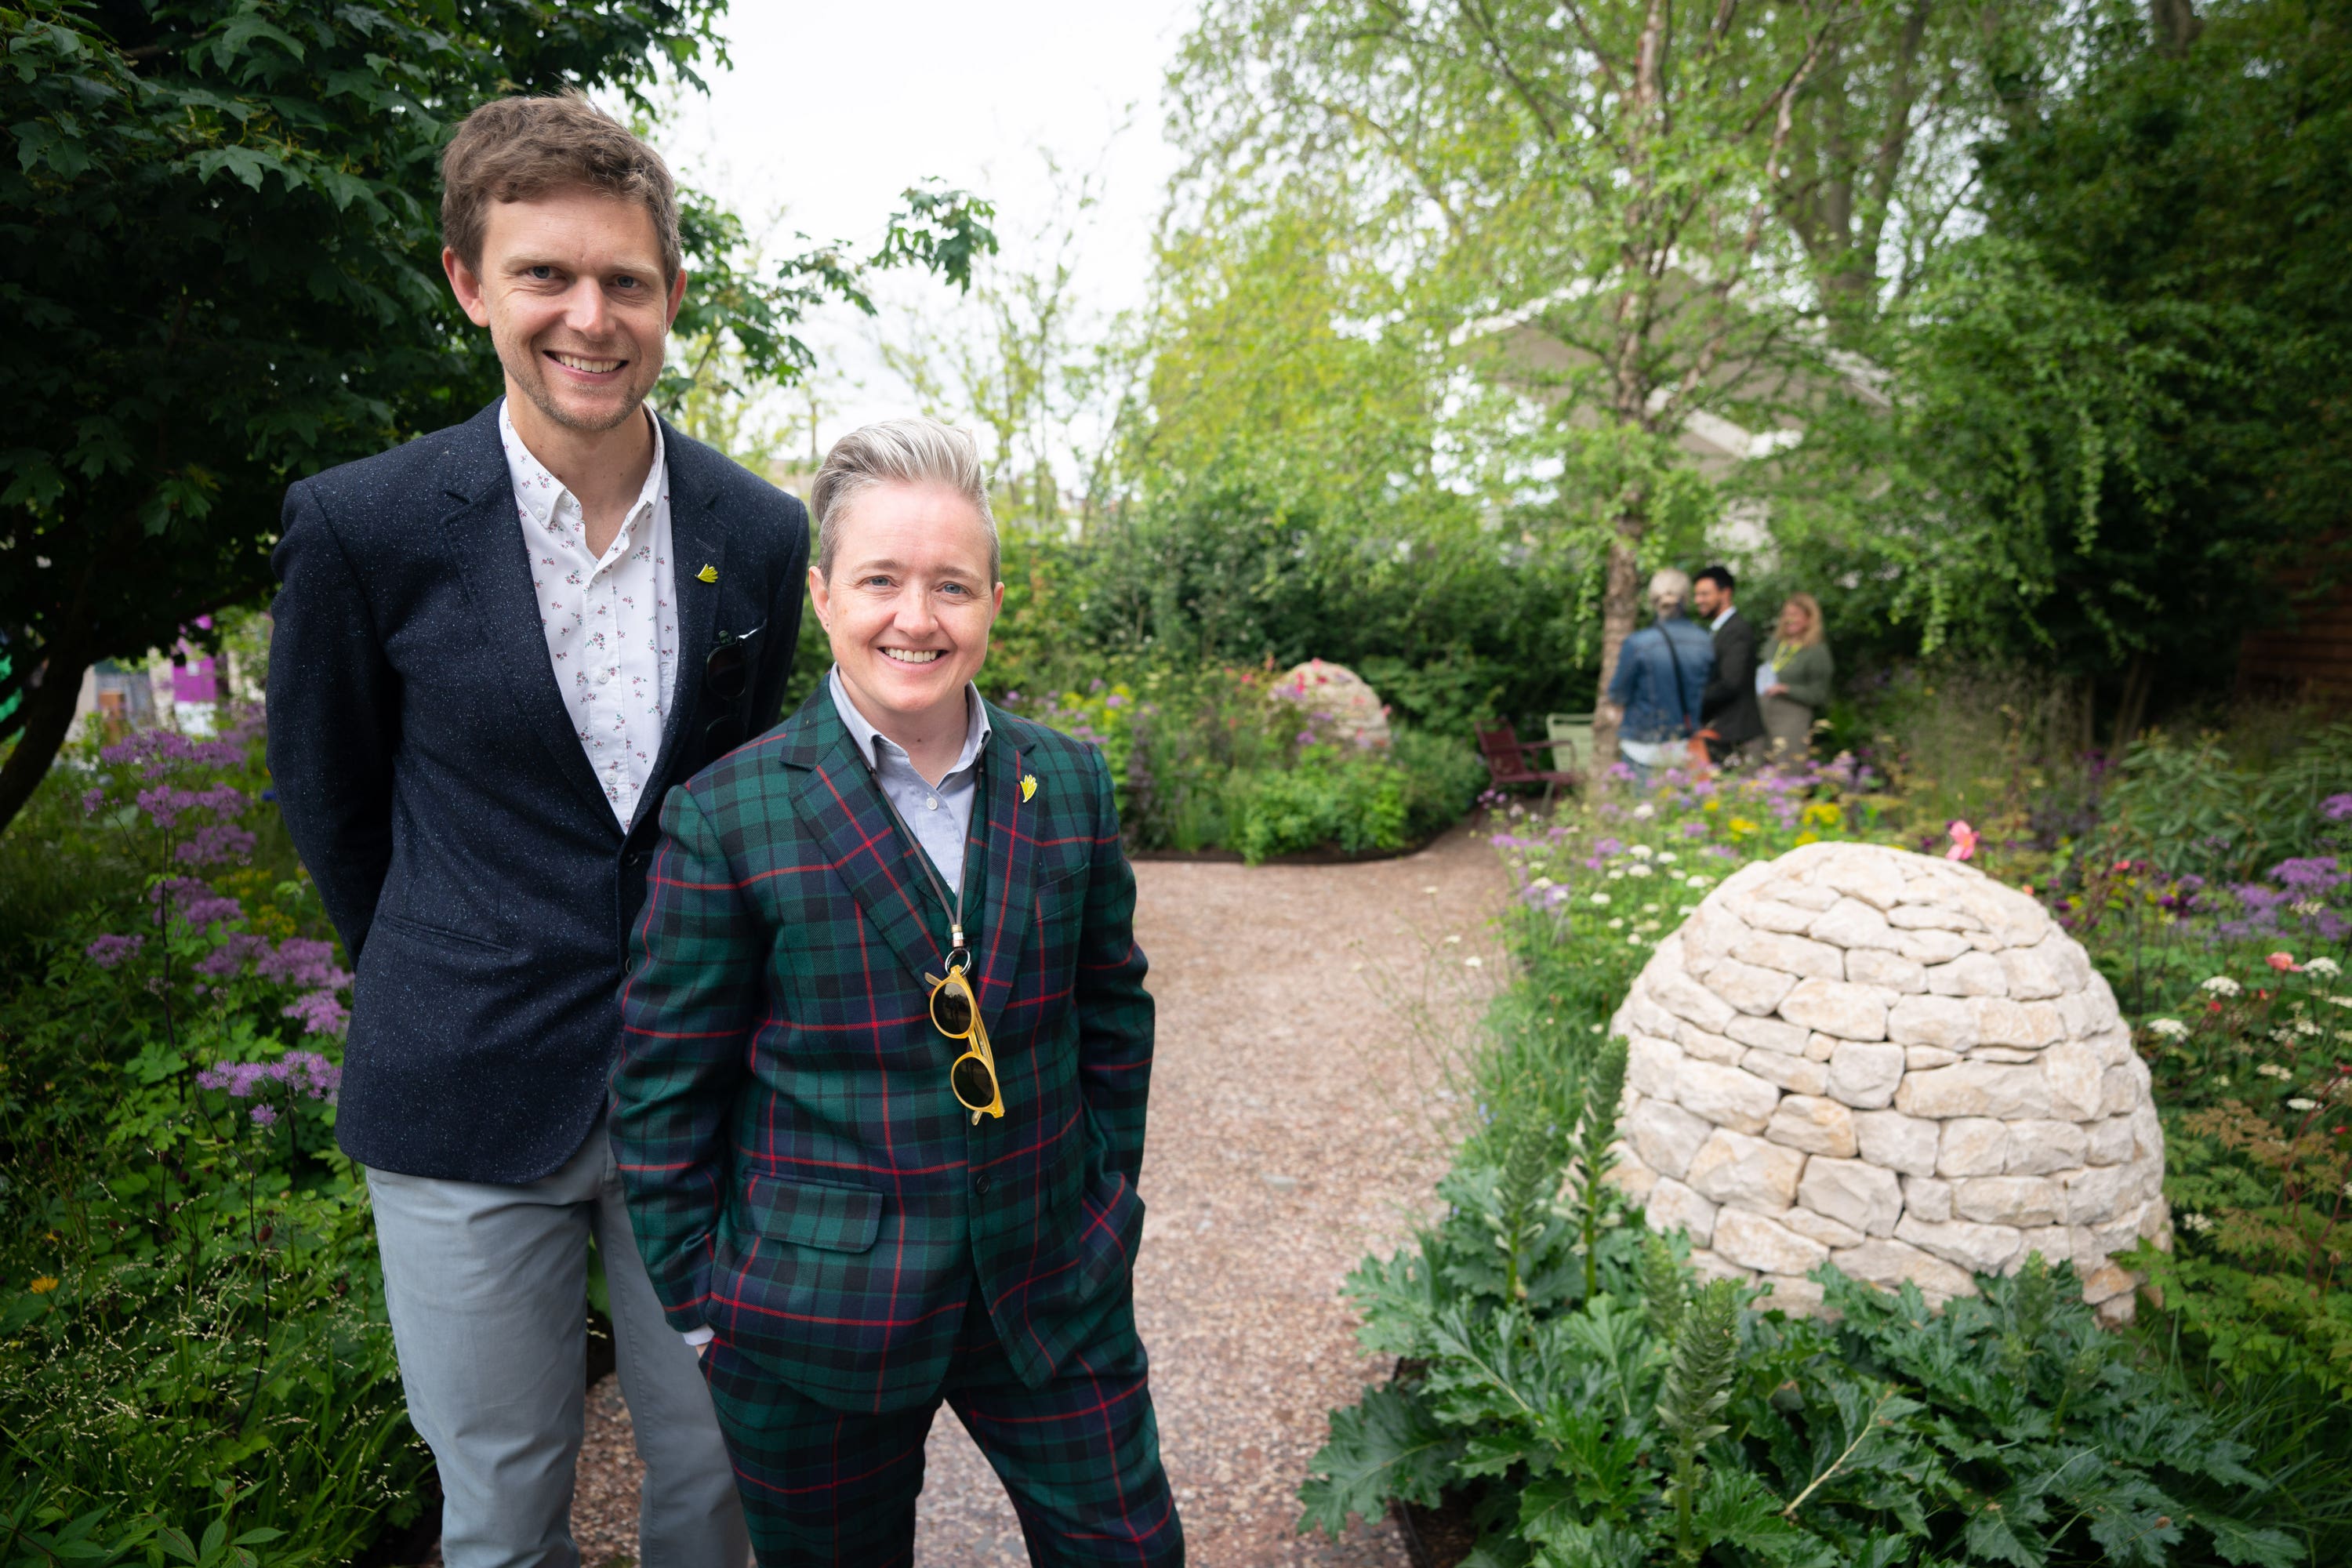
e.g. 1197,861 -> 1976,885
1269,659 -> 1392,750
1608,840 -> 2168,1324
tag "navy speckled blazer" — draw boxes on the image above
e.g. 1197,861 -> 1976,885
266,400 -> 808,1184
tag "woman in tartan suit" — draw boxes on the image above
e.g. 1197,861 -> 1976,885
610,418 -> 1182,1564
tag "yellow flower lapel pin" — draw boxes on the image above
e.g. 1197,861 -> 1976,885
1020,773 -> 1038,803
695,563 -> 718,584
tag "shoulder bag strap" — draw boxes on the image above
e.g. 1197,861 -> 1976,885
1658,625 -> 1695,736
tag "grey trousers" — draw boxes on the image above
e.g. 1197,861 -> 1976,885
366,1120 -> 749,1568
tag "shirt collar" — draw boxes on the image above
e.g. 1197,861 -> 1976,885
1710,606 -> 1737,631
497,397 -> 667,535
828,666 -> 990,783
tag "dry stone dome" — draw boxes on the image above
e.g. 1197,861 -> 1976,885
1269,659 -> 1392,750
1608,840 -> 2169,1323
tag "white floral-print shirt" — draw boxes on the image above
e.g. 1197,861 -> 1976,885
499,398 -> 678,827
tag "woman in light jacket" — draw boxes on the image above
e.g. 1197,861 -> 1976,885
1759,593 -> 1833,760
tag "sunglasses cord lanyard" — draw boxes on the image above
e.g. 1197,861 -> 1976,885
858,750 -> 971,976
855,749 -> 1005,1125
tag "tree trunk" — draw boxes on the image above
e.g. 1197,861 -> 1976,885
0,636 -> 94,840
2151,0 -> 2201,57
1588,523 -> 1646,775
2111,652 -> 2154,754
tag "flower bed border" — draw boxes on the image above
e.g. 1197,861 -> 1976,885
1128,826 -> 1457,866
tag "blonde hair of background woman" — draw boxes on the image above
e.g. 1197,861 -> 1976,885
1777,592 -> 1826,649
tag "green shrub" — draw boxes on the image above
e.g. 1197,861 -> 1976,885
1304,1074 -> 2309,1566
0,718 -> 423,1554
1306,761 -> 2347,1563
1231,744 -> 1408,861
1011,665 -> 1484,858
2105,724 -> 2352,884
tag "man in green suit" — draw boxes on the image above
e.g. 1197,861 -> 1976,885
609,417 -> 1181,1563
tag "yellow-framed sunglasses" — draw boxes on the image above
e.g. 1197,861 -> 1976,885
924,964 -> 1004,1123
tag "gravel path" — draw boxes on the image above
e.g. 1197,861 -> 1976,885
570,822 -> 1509,1566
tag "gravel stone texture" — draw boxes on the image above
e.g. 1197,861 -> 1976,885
1610,840 -> 2170,1322
568,823 -> 1509,1565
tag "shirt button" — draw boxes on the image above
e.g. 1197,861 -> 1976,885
926,797 -> 939,811
972,1172 -> 993,1196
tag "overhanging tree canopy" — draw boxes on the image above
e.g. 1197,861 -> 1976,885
0,0 -> 993,836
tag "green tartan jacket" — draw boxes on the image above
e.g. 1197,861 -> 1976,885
609,684 -> 1156,1413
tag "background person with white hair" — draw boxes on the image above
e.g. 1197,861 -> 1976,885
1600,568 -> 1715,784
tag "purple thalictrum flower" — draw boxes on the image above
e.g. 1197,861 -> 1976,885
153,878 -> 242,931
85,933 -> 144,969
257,938 -> 350,992
283,990 -> 350,1036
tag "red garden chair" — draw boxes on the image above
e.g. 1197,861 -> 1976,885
1475,723 -> 1581,807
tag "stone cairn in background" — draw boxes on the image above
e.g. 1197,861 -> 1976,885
1269,659 -> 1391,750
1609,840 -> 2169,1324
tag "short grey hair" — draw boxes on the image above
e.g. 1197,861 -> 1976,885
1646,568 -> 1693,615
811,417 -> 1000,583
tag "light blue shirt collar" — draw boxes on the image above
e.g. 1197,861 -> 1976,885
827,666 -> 989,786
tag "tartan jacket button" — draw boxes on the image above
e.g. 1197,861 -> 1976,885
972,1172 -> 993,1196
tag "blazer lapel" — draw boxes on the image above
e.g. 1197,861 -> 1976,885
968,713 -> 1036,1033
638,419 -> 728,829
777,692 -> 949,990
434,406 -> 616,831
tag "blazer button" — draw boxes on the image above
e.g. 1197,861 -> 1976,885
624,850 -> 648,869
972,1172 -> 993,1196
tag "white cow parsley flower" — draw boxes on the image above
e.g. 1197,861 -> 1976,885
2201,976 -> 2243,997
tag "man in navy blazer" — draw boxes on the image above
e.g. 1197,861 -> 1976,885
267,95 -> 800,1566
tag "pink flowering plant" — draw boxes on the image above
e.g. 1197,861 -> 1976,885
0,710 -> 419,1541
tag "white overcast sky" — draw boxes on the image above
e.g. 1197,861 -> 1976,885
659,0 -> 1200,453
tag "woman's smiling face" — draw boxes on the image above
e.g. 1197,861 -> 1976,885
810,481 -> 1004,731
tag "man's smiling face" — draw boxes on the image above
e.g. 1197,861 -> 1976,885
811,481 -> 1004,734
445,187 -> 684,436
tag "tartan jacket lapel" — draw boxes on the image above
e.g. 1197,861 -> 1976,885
775,688 -> 946,991
968,712 -> 1036,1033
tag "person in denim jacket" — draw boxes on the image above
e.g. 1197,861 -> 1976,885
1603,568 -> 1715,783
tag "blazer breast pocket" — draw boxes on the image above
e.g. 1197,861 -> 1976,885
1034,859 -> 1090,927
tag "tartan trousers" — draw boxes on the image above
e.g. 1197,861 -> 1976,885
699,1279 -> 1184,1566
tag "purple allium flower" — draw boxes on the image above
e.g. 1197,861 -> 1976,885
2325,793 -> 2352,822
249,1104 -> 279,1127
85,933 -> 143,969
82,786 -> 107,815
